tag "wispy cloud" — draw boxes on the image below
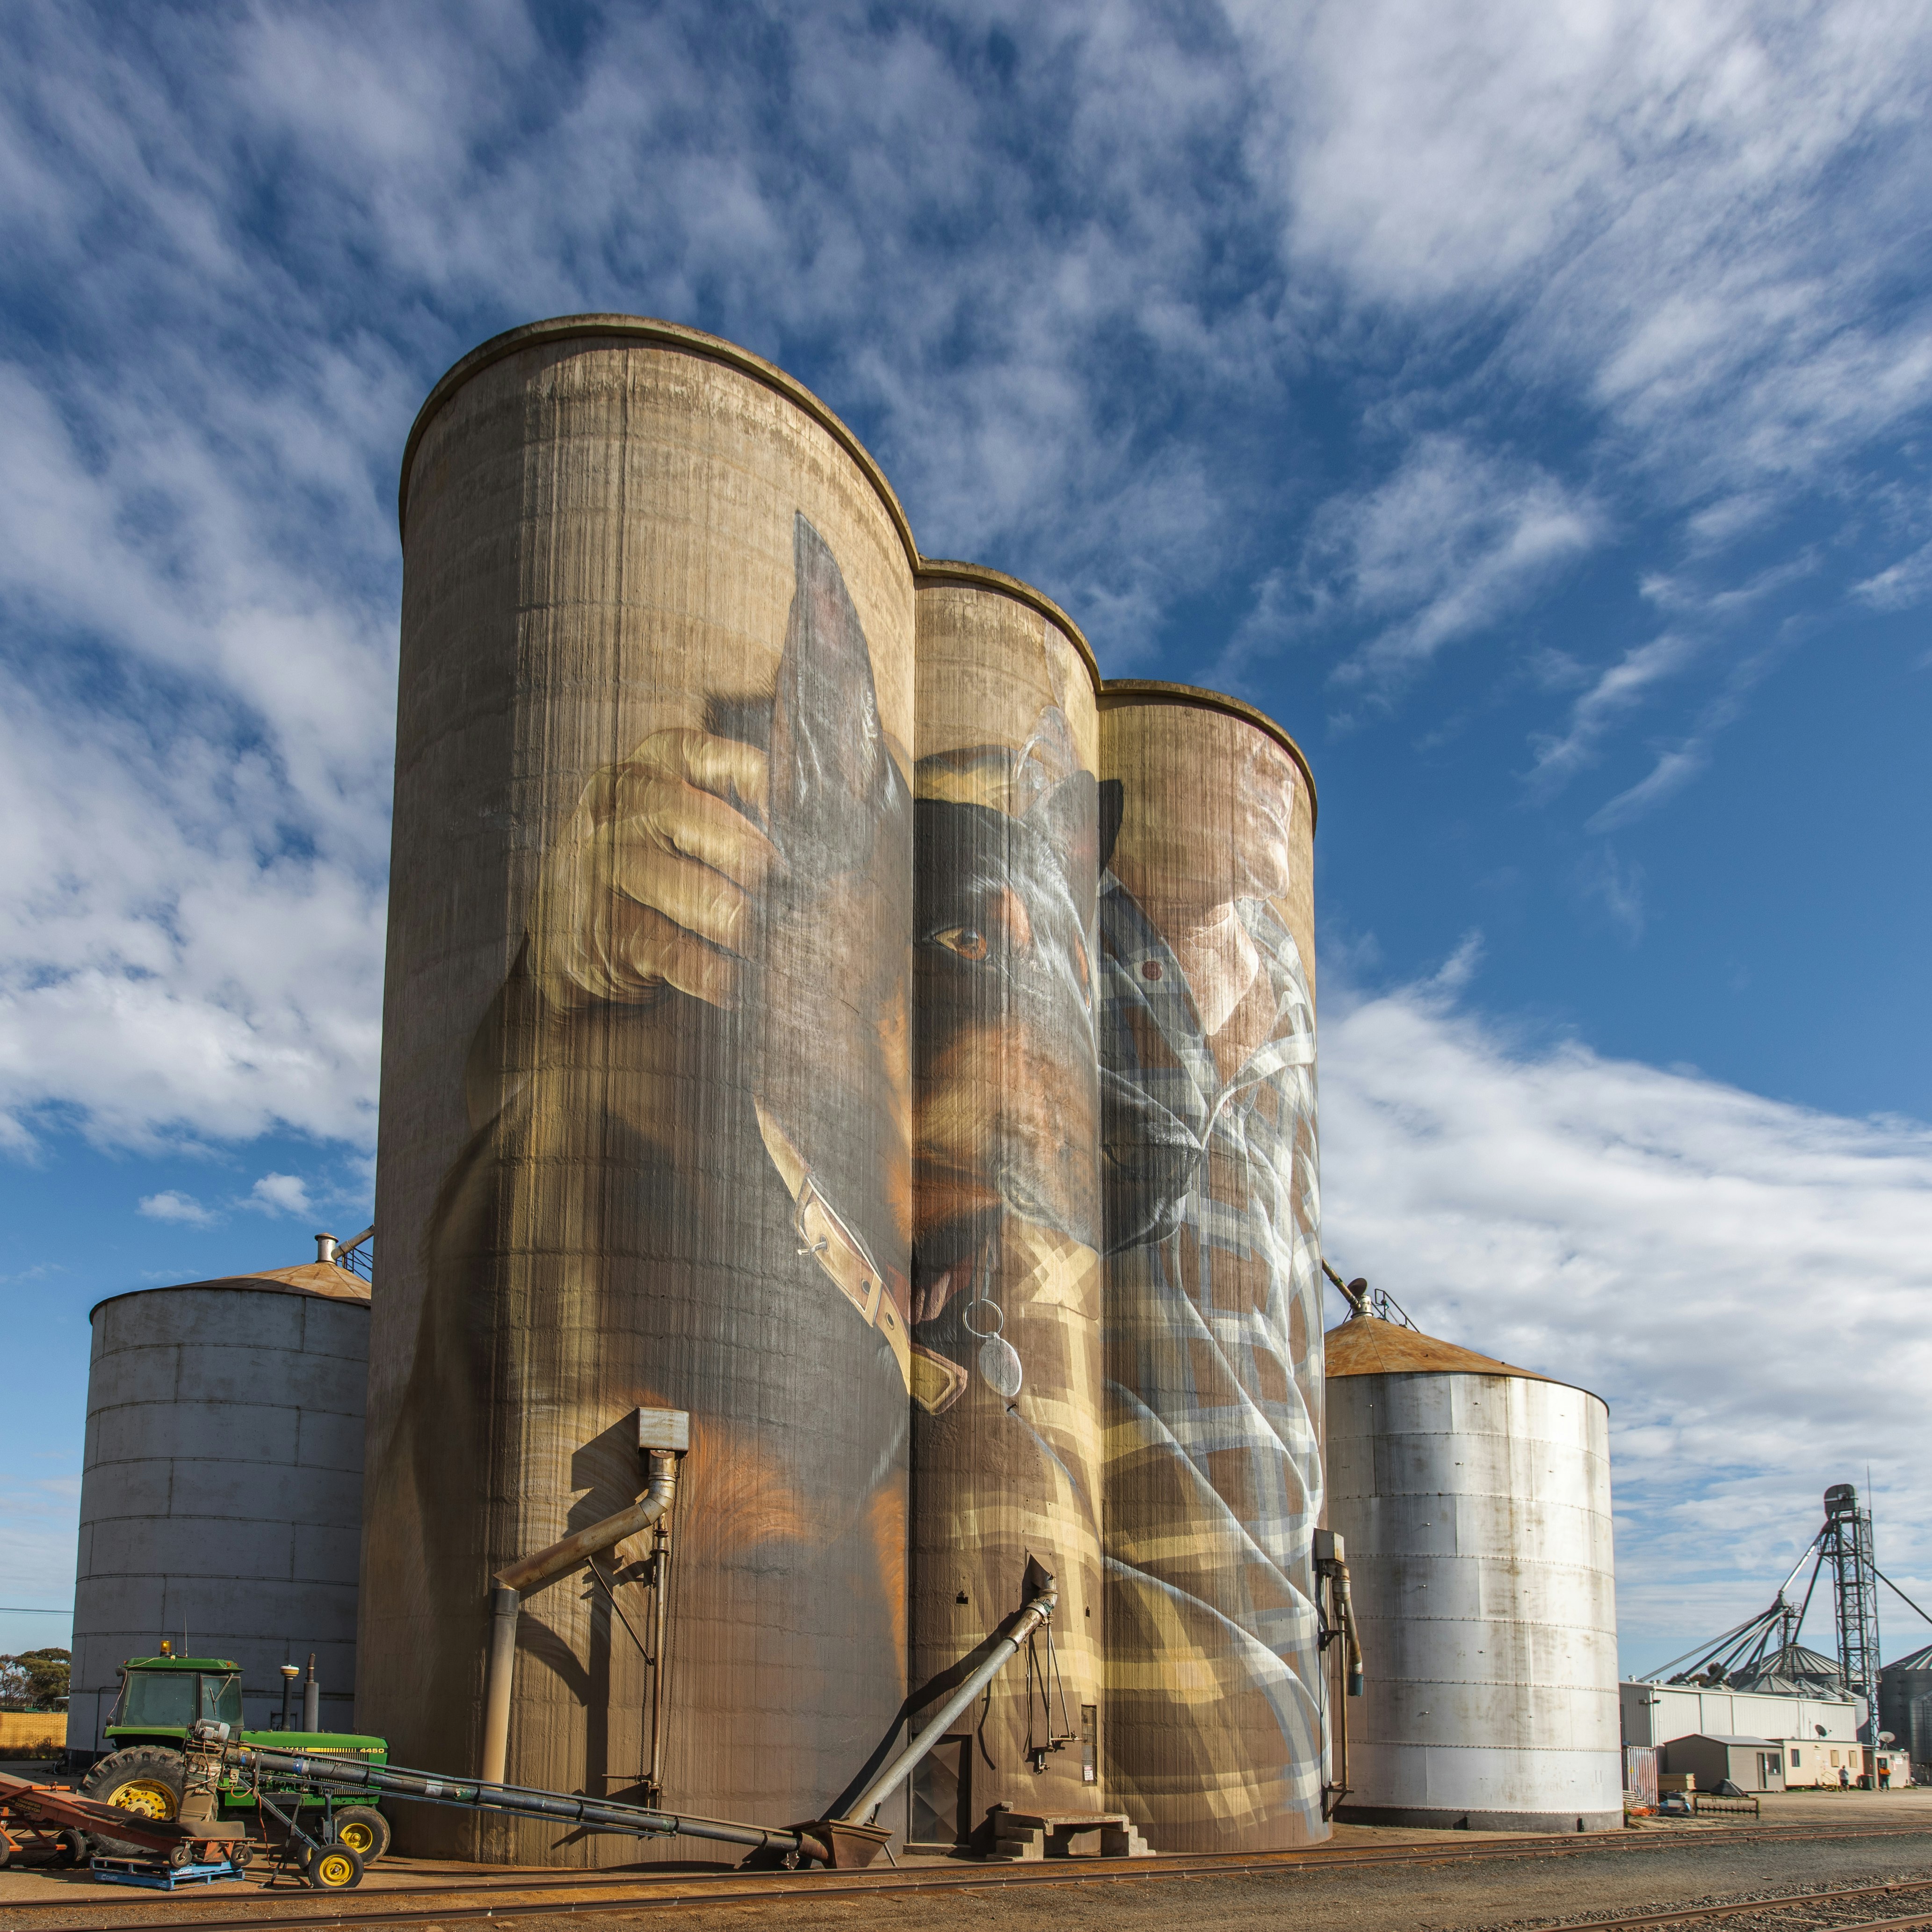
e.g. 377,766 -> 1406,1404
1234,435 -> 1598,695
1528,632 -> 1701,797
1853,538 -> 1932,614
1321,969 -> 1932,1670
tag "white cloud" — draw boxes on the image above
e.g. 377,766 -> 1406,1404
247,1172 -> 313,1218
1854,538 -> 1932,614
1237,0 -> 1932,503
136,1190 -> 213,1225
1273,435 -> 1598,692
1528,632 -> 1700,796
1320,972 -> 1932,1671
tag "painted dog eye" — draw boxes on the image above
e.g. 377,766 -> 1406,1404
934,926 -> 989,961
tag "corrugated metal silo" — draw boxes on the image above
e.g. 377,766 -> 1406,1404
1324,1313 -> 1621,1830
360,317 -> 918,1862
1097,682 -> 1325,1852
906,562 -> 1105,1846
1881,1643 -> 1932,1779
65,1252 -> 370,1756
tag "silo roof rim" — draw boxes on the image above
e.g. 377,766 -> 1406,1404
399,313 -> 921,575
1099,680 -> 1317,830
915,558 -> 1102,697
1324,1312 -> 1605,1406
89,1275 -> 373,1321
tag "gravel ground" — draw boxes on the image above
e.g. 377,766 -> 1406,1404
6,1803 -> 1932,1932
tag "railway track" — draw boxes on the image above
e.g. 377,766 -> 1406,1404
1518,1874 -> 1932,1929
3,1817 -> 1932,1931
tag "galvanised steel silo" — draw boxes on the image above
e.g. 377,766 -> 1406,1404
1880,1642 -> 1932,1781
361,317 -> 918,1863
1097,683 -> 1326,1852
1324,1311 -> 1621,1831
66,1247 -> 371,1756
906,562 -> 1105,1849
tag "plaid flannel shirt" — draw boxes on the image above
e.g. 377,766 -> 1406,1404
1099,869 -> 1326,1844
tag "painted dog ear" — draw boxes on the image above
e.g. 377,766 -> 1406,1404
768,513 -> 892,872
1028,769 -> 1100,928
1097,778 -> 1123,874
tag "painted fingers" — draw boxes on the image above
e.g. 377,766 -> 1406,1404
535,728 -> 778,1009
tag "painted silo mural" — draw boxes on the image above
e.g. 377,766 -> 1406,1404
1097,685 -> 1325,1852
906,567 -> 1105,1845
361,319 -> 917,1863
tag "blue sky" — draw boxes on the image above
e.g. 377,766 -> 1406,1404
2,0 -> 1929,1681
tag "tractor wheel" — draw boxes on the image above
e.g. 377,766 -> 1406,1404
80,1745 -> 186,1857
305,1841 -> 365,1890
332,1806 -> 390,1862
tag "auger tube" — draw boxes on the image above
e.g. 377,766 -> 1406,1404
228,1744 -> 805,1855
837,1563 -> 1058,1825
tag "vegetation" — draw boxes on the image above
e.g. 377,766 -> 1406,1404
0,1648 -> 71,1711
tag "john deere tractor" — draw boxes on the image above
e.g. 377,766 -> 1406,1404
80,1651 -> 391,1861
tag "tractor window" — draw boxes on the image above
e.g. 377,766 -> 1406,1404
119,1670 -> 197,1731
201,1674 -> 244,1728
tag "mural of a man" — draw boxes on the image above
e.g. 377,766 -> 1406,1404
1098,705 -> 1325,1848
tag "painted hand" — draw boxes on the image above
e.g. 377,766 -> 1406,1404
532,728 -> 779,1009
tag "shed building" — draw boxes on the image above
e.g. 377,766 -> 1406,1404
1660,1733 -> 1786,1793
65,1249 -> 370,1756
1324,1311 -> 1621,1831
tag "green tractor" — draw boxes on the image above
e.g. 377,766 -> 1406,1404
80,1650 -> 392,1861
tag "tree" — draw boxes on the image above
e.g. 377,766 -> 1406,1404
0,1648 -> 71,1711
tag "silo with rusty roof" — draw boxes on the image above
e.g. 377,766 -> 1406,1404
65,1238 -> 373,1758
1324,1309 -> 1621,1831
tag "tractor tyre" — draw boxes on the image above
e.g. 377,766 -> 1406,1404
332,1806 -> 390,1862
80,1745 -> 187,1857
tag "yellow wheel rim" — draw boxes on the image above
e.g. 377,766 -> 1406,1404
111,1780 -> 179,1821
337,1820 -> 374,1853
315,1851 -> 356,1887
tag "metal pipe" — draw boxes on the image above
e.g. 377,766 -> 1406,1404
839,1572 -> 1058,1825
227,1745 -> 804,1854
1334,1560 -> 1364,1697
302,1652 -> 319,1732
480,1449 -> 679,1786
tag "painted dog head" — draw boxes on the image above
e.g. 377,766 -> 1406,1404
912,769 -> 1100,1276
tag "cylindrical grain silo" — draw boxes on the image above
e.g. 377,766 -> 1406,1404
906,563 -> 1105,1849
1324,1312 -> 1621,1831
361,317 -> 918,1863
1097,682 -> 1325,1852
1881,1643 -> 1932,1782
65,1254 -> 370,1757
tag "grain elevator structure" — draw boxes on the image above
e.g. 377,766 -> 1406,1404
353,314 -> 1338,1864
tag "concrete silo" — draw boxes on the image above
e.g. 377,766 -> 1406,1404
906,562 -> 1105,1848
1324,1310 -> 1621,1831
65,1246 -> 370,1757
362,316 -> 918,1862
1097,682 -> 1326,1852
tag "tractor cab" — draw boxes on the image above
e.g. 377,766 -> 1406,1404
105,1654 -> 245,1748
